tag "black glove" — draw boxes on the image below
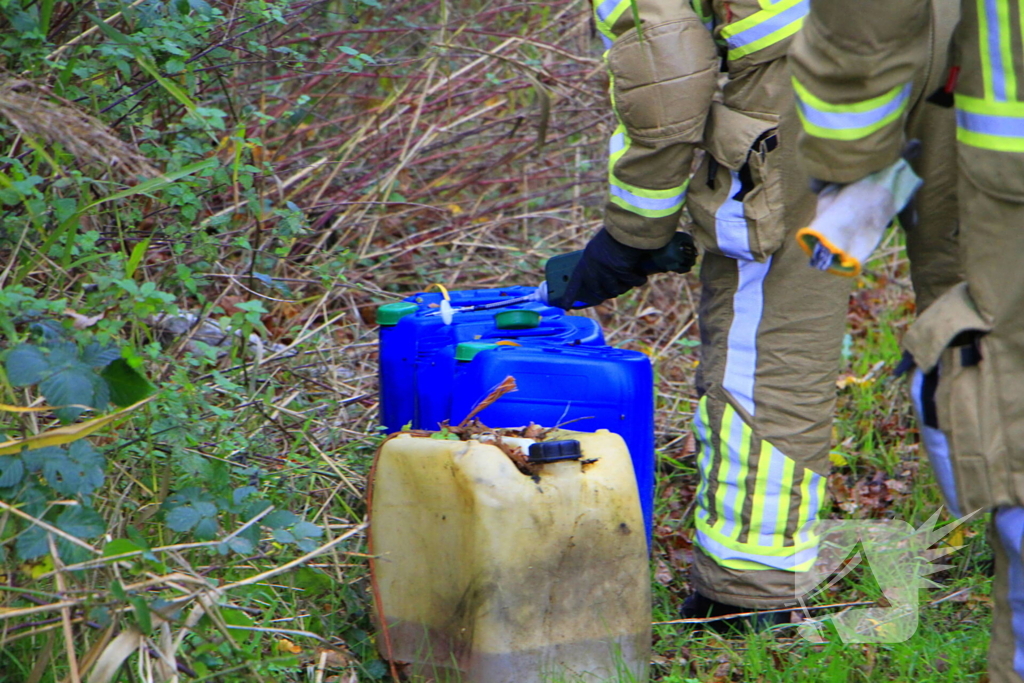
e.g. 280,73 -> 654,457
552,228 -> 655,309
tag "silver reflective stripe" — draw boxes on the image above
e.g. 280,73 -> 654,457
984,0 -> 1008,101
724,0 -> 808,50
595,0 -> 621,22
609,130 -> 626,155
714,170 -> 752,260
994,507 -> 1024,678
722,256 -> 770,416
609,185 -> 686,212
796,83 -> 911,132
956,108 -> 1024,137
696,528 -> 819,570
910,369 -> 962,518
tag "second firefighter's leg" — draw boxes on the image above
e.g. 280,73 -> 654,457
990,508 -> 1024,683
691,219 -> 853,609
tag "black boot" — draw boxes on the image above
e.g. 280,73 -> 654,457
680,592 -> 790,634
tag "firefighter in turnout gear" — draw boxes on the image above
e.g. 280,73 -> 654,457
555,0 -> 961,621
791,0 -> 1024,678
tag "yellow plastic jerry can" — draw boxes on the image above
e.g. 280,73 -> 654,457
369,429 -> 651,683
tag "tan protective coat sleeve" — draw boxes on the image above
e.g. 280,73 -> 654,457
788,0 -> 932,184
597,0 -> 718,249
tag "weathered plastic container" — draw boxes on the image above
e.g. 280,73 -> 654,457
377,288 -> 604,432
369,430 -> 651,683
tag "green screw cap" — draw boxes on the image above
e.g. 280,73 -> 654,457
455,342 -> 499,362
376,302 -> 418,326
494,309 -> 540,330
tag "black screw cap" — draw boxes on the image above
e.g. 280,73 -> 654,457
527,440 -> 583,463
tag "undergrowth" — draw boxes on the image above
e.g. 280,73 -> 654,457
0,0 -> 989,681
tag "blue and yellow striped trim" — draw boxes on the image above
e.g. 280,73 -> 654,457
607,126 -> 688,218
956,94 -> 1024,152
793,78 -> 912,142
719,0 -> 808,60
693,398 -> 826,572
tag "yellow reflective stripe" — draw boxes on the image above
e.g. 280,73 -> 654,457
979,0 -> 995,101
998,0 -> 1017,101
593,0 -> 631,42
695,396 -> 715,516
714,405 -> 739,534
796,466 -> 815,545
719,0 -> 807,60
607,125 -> 687,218
792,78 -> 907,115
746,440 -> 769,545
696,520 -> 818,571
957,93 -> 1024,115
731,414 -> 751,540
691,0 -> 715,30
956,128 -> 1024,152
793,77 -> 911,141
694,402 -> 824,572
955,94 -> 1024,151
775,450 -> 796,545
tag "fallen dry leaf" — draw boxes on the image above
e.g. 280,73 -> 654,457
654,558 -> 674,586
711,657 -> 733,683
65,307 -> 104,330
311,646 -> 352,669
276,638 -> 302,654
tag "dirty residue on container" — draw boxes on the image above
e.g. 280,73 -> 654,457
368,425 -> 651,683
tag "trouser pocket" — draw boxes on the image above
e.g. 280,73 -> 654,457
934,335 -> 1002,513
688,103 -> 786,261
904,282 -> 1019,512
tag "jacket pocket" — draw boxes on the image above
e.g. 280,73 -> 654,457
687,103 -> 786,261
606,17 -> 718,147
903,283 -> 1018,511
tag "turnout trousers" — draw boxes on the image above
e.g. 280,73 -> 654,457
907,175 -> 1024,682
687,3 -> 960,608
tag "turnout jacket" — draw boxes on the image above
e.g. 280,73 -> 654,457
596,0 -> 811,259
790,0 -> 1024,196
791,0 -> 1024,515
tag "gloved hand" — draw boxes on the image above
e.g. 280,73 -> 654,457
796,157 -> 922,277
551,228 -> 655,309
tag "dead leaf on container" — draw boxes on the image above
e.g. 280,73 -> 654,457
522,422 -> 545,439
459,376 -> 517,427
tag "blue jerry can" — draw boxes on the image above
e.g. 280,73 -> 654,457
450,342 -> 656,541
377,287 -> 604,432
376,288 -> 656,540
